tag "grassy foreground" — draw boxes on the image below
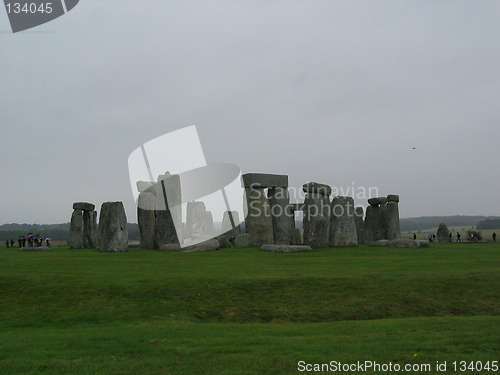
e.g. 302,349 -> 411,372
1,243 -> 499,374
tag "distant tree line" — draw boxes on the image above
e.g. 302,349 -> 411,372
476,219 -> 500,230
400,215 -> 500,232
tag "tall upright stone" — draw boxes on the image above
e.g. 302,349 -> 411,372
329,196 -> 358,247
222,211 -> 241,237
185,201 -> 208,240
437,223 -> 450,243
244,187 -> 273,246
302,182 -> 331,247
364,204 -> 381,243
82,210 -> 98,248
154,173 -> 182,248
137,192 -> 155,249
386,194 -> 401,240
204,211 -> 214,236
354,206 -> 365,245
98,202 -> 128,252
268,187 -> 294,245
69,209 -> 84,249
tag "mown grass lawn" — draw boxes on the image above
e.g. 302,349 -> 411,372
1,243 -> 499,374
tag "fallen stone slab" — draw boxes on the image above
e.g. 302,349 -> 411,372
73,202 -> 95,211
234,233 -> 250,248
20,246 -> 51,251
369,239 -> 429,248
158,243 -> 182,251
260,244 -> 312,252
241,173 -> 288,188
182,239 -> 220,252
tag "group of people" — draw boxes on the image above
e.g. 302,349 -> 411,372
412,232 -> 497,243
4,234 -> 51,248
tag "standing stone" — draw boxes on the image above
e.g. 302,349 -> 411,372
185,201 -> 207,240
329,196 -> 358,247
302,183 -> 331,248
378,203 -> 388,240
354,207 -> 365,245
386,199 -> 401,240
244,187 -> 274,246
98,202 -> 128,252
268,187 -> 294,245
83,210 -> 98,248
70,209 -> 84,249
204,211 -> 214,236
138,192 -> 155,249
436,223 -> 450,243
221,211 -> 241,237
154,173 -> 182,248
364,204 -> 381,243
291,227 -> 302,245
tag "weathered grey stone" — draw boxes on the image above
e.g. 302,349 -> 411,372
83,210 -> 98,248
302,191 -> 330,247
244,187 -> 274,246
138,192 -> 155,249
369,239 -> 424,248
368,197 -> 388,206
386,201 -> 401,240
70,209 -> 84,249
234,233 -> 250,248
182,239 -> 220,252
204,212 -> 214,236
128,241 -> 141,248
291,227 -> 302,245
387,194 -> 400,203
260,244 -> 312,252
329,196 -> 358,247
221,211 -> 241,237
241,173 -> 288,188
364,205 -> 383,242
136,181 -> 154,193
185,201 -> 207,240
215,235 -> 232,248
437,223 -> 450,243
378,203 -> 388,240
153,174 -> 182,248
98,202 -> 128,252
73,202 -> 95,211
158,243 -> 182,251
268,187 -> 294,245
354,207 -> 365,245
302,182 -> 332,196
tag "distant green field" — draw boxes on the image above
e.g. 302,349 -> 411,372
1,244 -> 499,374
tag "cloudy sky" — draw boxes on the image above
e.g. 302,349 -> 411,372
0,0 -> 499,224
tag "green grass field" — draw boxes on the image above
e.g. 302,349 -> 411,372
1,243 -> 499,374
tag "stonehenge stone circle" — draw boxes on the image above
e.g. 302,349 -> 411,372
329,196 -> 358,247
98,201 -> 128,252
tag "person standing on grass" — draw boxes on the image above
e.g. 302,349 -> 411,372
449,232 -> 452,242
457,232 -> 461,242
5,240 -> 9,248
413,233 -> 416,240
10,239 -> 14,247
493,233 -> 497,242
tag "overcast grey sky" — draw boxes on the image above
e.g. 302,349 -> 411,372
1,0 -> 499,224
